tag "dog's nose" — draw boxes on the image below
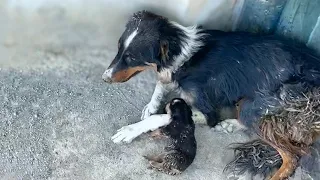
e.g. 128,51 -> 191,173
102,74 -> 112,83
102,77 -> 112,83
102,73 -> 113,83
102,68 -> 113,84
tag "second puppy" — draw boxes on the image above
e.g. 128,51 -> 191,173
144,98 -> 197,175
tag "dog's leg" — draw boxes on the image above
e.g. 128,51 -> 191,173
238,98 -> 272,130
149,129 -> 168,140
141,81 -> 170,120
192,104 -> 244,133
204,110 -> 221,127
166,168 -> 182,176
203,110 -> 241,133
145,153 -> 166,170
111,114 -> 171,143
188,91 -> 220,127
144,153 -> 166,162
146,153 -> 182,176
149,161 -> 164,170
214,104 -> 245,133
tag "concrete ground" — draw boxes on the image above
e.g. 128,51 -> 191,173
0,3 -> 251,180
0,1 -> 317,180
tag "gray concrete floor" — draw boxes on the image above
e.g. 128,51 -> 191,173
0,4 -> 313,180
0,5 -> 252,180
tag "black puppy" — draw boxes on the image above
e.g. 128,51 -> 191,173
144,98 -> 196,175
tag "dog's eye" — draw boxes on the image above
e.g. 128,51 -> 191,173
126,56 -> 131,63
124,53 -> 132,63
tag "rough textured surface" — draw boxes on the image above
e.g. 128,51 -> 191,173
0,5 -> 250,180
0,68 -> 249,180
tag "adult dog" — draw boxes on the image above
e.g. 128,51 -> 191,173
102,11 -> 320,179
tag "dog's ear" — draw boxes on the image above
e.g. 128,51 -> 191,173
160,40 -> 169,62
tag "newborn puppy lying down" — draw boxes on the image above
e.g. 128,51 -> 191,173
144,98 -> 197,175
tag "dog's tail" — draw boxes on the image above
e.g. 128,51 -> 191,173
224,139 -> 320,179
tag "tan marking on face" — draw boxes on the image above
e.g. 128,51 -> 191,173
112,66 -> 147,82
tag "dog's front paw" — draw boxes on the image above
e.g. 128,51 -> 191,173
141,102 -> 159,120
111,124 -> 143,144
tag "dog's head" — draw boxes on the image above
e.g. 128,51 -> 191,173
166,98 -> 193,124
102,10 -> 188,83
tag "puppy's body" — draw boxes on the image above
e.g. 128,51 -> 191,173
145,98 -> 196,175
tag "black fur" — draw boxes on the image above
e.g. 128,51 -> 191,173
104,10 -> 320,128
145,98 -> 196,175
173,32 -> 320,127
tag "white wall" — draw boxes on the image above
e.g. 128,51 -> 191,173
2,0 -> 244,30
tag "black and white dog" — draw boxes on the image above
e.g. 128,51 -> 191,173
103,10 -> 320,147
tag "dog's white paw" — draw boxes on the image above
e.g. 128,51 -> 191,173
141,102 -> 159,120
212,119 -> 244,133
111,124 -> 143,144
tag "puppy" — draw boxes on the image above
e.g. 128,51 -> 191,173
144,98 -> 196,175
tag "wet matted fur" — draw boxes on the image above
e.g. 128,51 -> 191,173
144,98 -> 196,175
226,86 -> 320,179
224,139 -> 281,179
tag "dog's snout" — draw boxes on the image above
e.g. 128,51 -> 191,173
102,68 -> 113,84
102,76 -> 112,83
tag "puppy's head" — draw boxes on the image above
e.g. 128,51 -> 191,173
102,10 -> 184,83
166,98 -> 193,124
